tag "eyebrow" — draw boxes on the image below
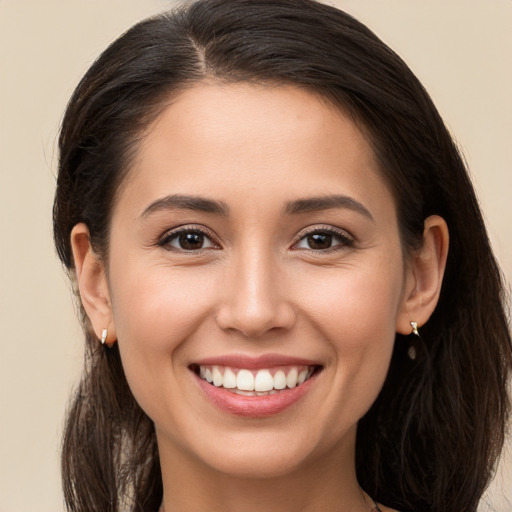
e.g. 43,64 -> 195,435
284,195 -> 374,221
140,193 -> 373,221
140,194 -> 229,219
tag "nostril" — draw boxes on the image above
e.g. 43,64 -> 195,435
215,310 -> 297,339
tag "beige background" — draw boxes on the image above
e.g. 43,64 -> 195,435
0,1 -> 510,510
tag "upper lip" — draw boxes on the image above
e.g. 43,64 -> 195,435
192,353 -> 321,369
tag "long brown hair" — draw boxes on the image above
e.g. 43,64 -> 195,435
53,1 -> 512,511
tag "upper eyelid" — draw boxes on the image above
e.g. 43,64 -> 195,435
291,225 -> 355,252
294,225 -> 354,241
157,225 -> 220,246
155,224 -> 354,248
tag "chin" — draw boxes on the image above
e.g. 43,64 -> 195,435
181,424 -> 346,480
204,445 -> 312,480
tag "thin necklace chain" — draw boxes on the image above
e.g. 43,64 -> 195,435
363,489 -> 382,512
369,496 -> 382,511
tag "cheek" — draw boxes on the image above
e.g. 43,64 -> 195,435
295,262 -> 403,407
110,263 -> 216,352
296,262 -> 403,346
107,262 -> 219,411
107,269 -> 212,430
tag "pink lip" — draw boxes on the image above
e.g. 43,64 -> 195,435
193,353 -> 319,369
193,369 -> 320,418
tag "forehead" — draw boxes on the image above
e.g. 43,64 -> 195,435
116,83 -> 395,222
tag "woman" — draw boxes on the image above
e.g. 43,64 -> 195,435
52,0 -> 512,511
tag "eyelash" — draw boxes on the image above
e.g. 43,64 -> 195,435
292,226 -> 355,253
156,225 -> 355,253
157,226 -> 219,252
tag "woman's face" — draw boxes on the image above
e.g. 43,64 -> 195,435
106,83 -> 413,478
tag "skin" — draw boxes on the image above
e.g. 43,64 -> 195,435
71,83 -> 448,512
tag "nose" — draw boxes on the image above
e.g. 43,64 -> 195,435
215,249 -> 297,339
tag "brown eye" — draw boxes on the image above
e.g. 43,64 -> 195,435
177,232 -> 206,250
307,233 -> 333,250
295,228 -> 354,251
161,229 -> 216,251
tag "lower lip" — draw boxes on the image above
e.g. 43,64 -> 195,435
194,372 -> 318,417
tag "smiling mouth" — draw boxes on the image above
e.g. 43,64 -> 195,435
190,364 -> 322,396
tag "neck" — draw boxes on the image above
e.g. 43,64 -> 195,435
157,427 -> 373,512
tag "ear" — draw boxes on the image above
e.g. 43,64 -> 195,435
396,215 -> 449,335
70,223 -> 117,346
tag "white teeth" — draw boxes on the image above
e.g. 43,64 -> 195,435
197,364 -> 316,392
223,368 -> 237,389
212,366 -> 223,387
297,369 -> 308,385
273,370 -> 287,390
236,369 -> 254,391
286,368 -> 298,388
254,369 -> 274,392
235,389 -> 254,396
